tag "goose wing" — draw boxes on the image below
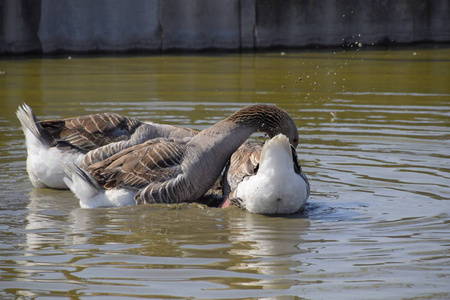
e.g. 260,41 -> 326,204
222,142 -> 262,196
41,113 -> 142,152
86,138 -> 189,204
144,121 -> 198,139
81,124 -> 196,167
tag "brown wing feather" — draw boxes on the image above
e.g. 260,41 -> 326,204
40,113 -> 142,152
86,138 -> 187,191
81,123 -> 198,167
223,142 -> 262,196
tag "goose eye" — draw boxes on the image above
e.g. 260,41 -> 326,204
293,138 -> 299,146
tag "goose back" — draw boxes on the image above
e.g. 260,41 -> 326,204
40,113 -> 142,153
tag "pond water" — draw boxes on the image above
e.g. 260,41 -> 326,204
0,47 -> 449,299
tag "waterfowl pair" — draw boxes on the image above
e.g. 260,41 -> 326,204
17,104 -> 309,213
62,104 -> 302,208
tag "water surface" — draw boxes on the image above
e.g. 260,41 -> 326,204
1,47 -> 449,299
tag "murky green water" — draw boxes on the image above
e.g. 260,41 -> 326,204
1,47 -> 449,299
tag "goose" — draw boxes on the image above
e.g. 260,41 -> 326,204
16,103 -> 197,189
62,104 -> 300,208
220,134 -> 310,214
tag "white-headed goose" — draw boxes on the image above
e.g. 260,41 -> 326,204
220,134 -> 309,214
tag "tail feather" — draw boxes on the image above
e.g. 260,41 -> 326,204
61,162 -> 102,201
16,103 -> 43,140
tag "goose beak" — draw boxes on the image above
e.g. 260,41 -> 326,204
219,197 -> 231,208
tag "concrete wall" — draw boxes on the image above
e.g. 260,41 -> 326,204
255,0 -> 450,47
1,0 -> 449,54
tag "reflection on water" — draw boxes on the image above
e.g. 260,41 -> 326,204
11,190 -> 312,298
0,47 -> 449,299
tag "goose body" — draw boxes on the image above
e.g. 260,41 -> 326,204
221,134 -> 309,214
63,104 -> 300,208
16,103 -> 197,189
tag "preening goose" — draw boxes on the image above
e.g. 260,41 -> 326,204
16,103 -> 197,189
220,134 -> 310,214
62,104 -> 299,208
